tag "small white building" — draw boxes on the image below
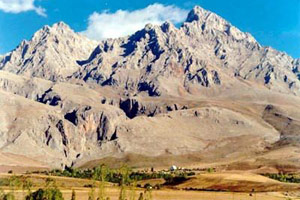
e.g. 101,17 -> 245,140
170,165 -> 177,171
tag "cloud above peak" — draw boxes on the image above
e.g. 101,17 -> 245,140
0,0 -> 46,17
82,3 -> 188,40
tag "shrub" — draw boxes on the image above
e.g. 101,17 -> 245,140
144,183 -> 152,189
154,184 -> 161,190
138,193 -> 144,200
2,193 -> 15,200
207,168 -> 214,173
25,188 -> 64,200
84,184 -> 94,188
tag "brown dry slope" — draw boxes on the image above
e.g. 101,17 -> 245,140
175,172 -> 300,192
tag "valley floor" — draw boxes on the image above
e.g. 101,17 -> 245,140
4,187 -> 298,200
1,171 -> 300,200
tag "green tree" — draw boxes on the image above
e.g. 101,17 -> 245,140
118,165 -> 131,200
26,176 -> 63,200
129,179 -> 137,200
144,188 -> 152,200
93,165 -> 109,200
2,193 -> 15,200
71,189 -> 76,200
20,177 -> 33,200
138,193 -> 144,200
4,175 -> 21,200
88,182 -> 96,200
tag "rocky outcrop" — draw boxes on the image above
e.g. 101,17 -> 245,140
263,105 -> 300,144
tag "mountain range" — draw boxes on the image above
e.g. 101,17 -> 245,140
0,6 -> 299,172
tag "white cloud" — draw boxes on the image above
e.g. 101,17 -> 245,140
82,3 -> 188,40
0,0 -> 46,17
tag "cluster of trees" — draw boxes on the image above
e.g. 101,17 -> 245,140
0,176 -> 64,200
130,171 -> 195,182
25,178 -> 64,200
0,175 -> 33,200
264,173 -> 300,183
40,165 -> 195,185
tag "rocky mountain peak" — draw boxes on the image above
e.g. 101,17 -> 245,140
185,5 -> 227,29
32,22 -> 75,42
185,6 -> 211,23
0,21 -> 97,81
184,6 -> 258,44
52,21 -> 70,30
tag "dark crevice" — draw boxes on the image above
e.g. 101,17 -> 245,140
77,46 -> 102,66
110,129 -> 118,141
56,120 -> 68,146
37,88 -> 53,102
45,126 -> 52,146
96,113 -> 109,142
64,110 -> 78,126
119,99 -> 139,119
138,82 -> 160,96
37,87 -> 61,106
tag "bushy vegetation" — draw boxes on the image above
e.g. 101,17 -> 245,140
26,177 -> 64,200
0,192 -> 15,200
130,171 -> 194,182
264,173 -> 300,183
25,188 -> 64,200
0,175 -> 34,200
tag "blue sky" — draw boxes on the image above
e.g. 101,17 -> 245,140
0,0 -> 299,58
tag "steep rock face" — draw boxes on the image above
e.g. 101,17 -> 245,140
263,105 -> 300,145
292,58 -> 300,79
0,90 -> 74,168
0,71 -> 53,101
118,97 -> 190,118
0,22 -> 97,81
0,71 -> 127,167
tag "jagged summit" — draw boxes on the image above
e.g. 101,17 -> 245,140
52,21 -> 70,29
184,6 -> 258,44
32,22 -> 73,37
185,5 -> 231,30
185,6 -> 211,22
32,22 -> 80,43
